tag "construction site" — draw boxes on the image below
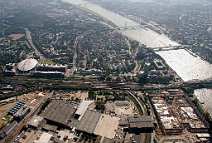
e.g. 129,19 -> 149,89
147,89 -> 211,143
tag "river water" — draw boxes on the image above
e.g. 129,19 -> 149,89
194,88 -> 212,116
62,0 -> 212,81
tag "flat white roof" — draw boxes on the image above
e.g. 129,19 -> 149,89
75,100 -> 94,120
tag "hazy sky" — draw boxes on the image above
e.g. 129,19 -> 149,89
126,0 -> 211,5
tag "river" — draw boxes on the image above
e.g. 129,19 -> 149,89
194,88 -> 212,116
62,0 -> 212,82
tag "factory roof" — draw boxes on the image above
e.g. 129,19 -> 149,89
17,58 -> 38,72
77,110 -> 101,134
121,116 -> 154,129
41,100 -> 76,127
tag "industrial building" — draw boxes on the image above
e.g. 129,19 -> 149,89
28,116 -> 44,129
8,101 -> 30,121
13,105 -> 30,121
33,99 -> 121,142
119,116 -> 154,134
75,100 -> 94,120
40,100 -> 77,128
8,101 -> 26,115
77,110 -> 101,135
76,109 -> 120,140
35,64 -> 67,73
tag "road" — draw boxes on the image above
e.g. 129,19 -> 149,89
25,28 -> 45,59
71,35 -> 81,73
71,31 -> 92,74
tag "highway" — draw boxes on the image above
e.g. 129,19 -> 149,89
25,28 -> 45,59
